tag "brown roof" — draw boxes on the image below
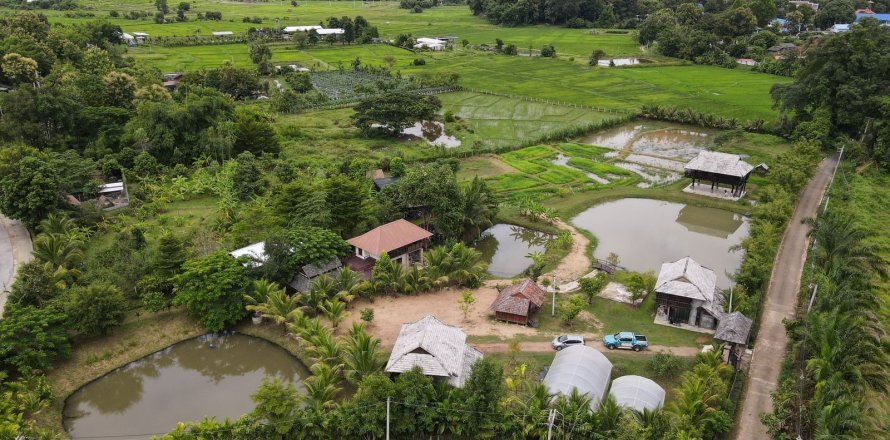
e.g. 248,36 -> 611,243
489,279 -> 546,316
347,219 -> 432,256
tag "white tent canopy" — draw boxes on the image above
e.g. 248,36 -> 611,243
543,345 -> 613,409
609,375 -> 665,412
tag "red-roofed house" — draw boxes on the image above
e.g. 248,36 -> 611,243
346,219 -> 433,276
489,279 -> 547,326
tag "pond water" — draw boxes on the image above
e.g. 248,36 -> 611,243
581,122 -> 718,160
552,153 -> 610,184
63,333 -> 307,439
402,120 -> 462,148
597,58 -> 641,67
572,199 -> 749,288
476,224 -> 552,278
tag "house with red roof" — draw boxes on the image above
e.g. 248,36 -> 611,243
346,219 -> 433,276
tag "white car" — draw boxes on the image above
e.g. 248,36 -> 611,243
552,334 -> 585,350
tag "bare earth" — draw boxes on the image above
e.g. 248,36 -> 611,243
544,220 -> 591,282
475,341 -> 699,357
733,155 -> 838,440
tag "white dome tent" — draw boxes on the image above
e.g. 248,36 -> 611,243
609,375 -> 666,412
542,345 -> 613,410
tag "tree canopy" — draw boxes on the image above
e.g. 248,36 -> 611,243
351,91 -> 442,134
173,252 -> 251,331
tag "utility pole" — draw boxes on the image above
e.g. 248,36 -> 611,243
551,277 -> 557,317
386,397 -> 390,440
546,408 -> 556,440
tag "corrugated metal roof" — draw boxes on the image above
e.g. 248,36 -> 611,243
229,241 -> 267,266
684,151 -> 755,178
609,375 -> 665,412
543,345 -> 613,410
98,182 -> 125,193
714,311 -> 753,345
655,257 -> 718,302
385,315 -> 481,387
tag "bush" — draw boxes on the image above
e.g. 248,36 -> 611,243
64,283 -> 128,336
540,44 -> 556,58
413,58 -> 426,66
502,44 -> 517,55
361,308 -> 375,323
648,352 -> 683,378
444,110 -> 456,123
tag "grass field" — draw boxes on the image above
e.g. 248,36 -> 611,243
29,2 -> 642,59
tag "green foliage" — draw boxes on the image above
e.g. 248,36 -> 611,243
283,70 -> 313,93
233,107 -> 281,156
0,305 -> 70,376
6,260 -> 59,311
458,290 -> 475,321
360,307 -> 374,323
0,374 -> 55,440
649,352 -> 684,378
250,377 -> 302,435
624,271 -> 656,307
173,252 -> 251,331
154,231 -> 186,278
351,91 -> 442,134
64,283 -> 127,336
579,272 -> 608,304
559,295 -> 587,327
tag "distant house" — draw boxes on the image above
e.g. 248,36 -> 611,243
283,25 -> 322,33
96,181 -> 129,210
654,257 -> 725,330
855,12 -> 890,25
767,42 -> 798,59
162,73 -> 184,90
316,28 -> 345,35
228,241 -> 341,291
346,219 -> 433,276
120,32 -> 135,45
212,31 -> 234,36
489,279 -> 546,326
415,37 -> 446,51
714,311 -> 753,366
829,23 -> 851,33
385,315 -> 482,387
684,150 -> 765,197
133,32 -> 149,43
736,58 -> 758,66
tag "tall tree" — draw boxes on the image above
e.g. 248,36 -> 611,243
0,305 -> 70,376
173,252 -> 251,331
351,92 -> 442,134
64,283 -> 127,336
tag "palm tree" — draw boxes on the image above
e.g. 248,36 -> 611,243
554,388 -> 595,437
32,233 -> 84,288
302,362 -> 342,412
307,328 -> 344,367
371,253 -> 405,294
423,245 -> 453,286
320,299 -> 349,329
460,177 -> 498,240
38,213 -> 77,236
304,274 -> 337,315
447,243 -> 486,287
245,281 -> 302,327
403,265 -> 431,294
343,322 -> 381,383
597,394 -> 624,433
669,375 -> 721,435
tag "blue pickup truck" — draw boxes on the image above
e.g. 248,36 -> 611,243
603,332 -> 649,351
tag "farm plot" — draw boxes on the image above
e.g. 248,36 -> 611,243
309,71 -> 414,101
439,92 -> 618,148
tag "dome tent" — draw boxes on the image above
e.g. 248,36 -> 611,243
609,375 -> 666,412
542,345 -> 613,410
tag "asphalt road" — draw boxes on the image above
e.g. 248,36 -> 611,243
733,154 -> 838,440
0,215 -> 33,315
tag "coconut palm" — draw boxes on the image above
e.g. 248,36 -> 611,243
307,328 -> 344,367
245,281 -> 302,327
516,382 -> 551,438
303,274 -> 337,315
403,265 -> 431,294
459,177 -> 498,240
447,243 -> 486,287
371,253 -> 405,294
554,388 -> 595,437
343,323 -> 381,383
320,299 -> 348,329
302,362 -> 342,411
423,245 -> 453,286
38,213 -> 77,236
32,233 -> 84,288
669,375 -> 722,434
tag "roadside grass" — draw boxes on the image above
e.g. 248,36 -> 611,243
35,310 -> 205,434
846,169 -> 890,325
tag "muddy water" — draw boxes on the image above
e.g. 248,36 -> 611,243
581,122 -> 717,160
63,333 -> 307,439
402,120 -> 462,148
476,224 -> 552,278
572,199 -> 749,288
552,153 -> 610,184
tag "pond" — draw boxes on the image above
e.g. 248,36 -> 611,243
476,224 -> 553,278
402,120 -> 462,148
572,198 -> 749,288
597,58 -> 641,67
581,122 -> 718,160
63,333 -> 308,439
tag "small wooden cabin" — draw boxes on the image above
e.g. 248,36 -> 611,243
489,279 -> 546,326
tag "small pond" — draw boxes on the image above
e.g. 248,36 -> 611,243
63,333 -> 308,439
402,120 -> 462,148
476,224 -> 552,278
597,58 -> 641,67
572,198 -> 749,288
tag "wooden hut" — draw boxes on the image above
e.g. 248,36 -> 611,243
684,151 -> 766,197
489,279 -> 546,326
714,311 -> 753,366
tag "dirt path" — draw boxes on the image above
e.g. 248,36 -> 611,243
733,155 -> 838,440
544,220 -> 591,283
474,341 -> 700,357
0,215 -> 32,315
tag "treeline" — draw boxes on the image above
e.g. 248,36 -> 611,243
152,348 -> 735,439
468,0 -> 637,28
639,105 -> 766,132
400,0 -> 464,13
764,166 -> 890,438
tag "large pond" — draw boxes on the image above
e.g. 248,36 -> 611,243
63,333 -> 307,439
572,199 -> 749,288
476,224 -> 552,278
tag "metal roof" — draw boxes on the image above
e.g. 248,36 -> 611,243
229,241 -> 267,266
655,257 -> 718,302
543,345 -> 613,410
684,151 -> 756,178
714,311 -> 753,345
609,375 -> 665,412
98,182 -> 125,194
385,315 -> 482,388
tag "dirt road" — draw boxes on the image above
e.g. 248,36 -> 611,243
473,341 -> 700,357
545,220 -> 591,282
733,155 -> 838,439
0,215 -> 32,315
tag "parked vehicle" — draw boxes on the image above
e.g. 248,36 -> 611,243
603,332 -> 648,351
552,334 -> 585,350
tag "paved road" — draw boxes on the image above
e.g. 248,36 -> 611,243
0,215 -> 33,315
733,155 -> 838,440
473,341 -> 700,357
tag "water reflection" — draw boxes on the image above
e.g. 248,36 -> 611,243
476,224 -> 552,277
581,123 -> 716,160
571,198 -> 749,288
402,121 -> 462,148
64,333 -> 307,439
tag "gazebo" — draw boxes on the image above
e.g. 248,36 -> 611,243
489,279 -> 546,326
684,151 -> 765,197
714,311 -> 753,366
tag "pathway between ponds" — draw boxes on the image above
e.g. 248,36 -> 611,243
0,215 -> 32,315
473,341 -> 700,357
733,155 -> 838,440
543,220 -> 591,286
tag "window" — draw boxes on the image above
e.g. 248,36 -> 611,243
557,336 -> 568,342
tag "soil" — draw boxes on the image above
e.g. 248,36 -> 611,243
474,341 -> 699,357
543,220 -> 591,282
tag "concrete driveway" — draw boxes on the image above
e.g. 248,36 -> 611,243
0,215 -> 33,315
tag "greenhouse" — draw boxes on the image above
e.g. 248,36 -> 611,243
543,345 -> 613,409
609,375 -> 666,412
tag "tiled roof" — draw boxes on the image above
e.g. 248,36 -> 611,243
347,219 -> 432,256
714,311 -> 753,345
684,151 -> 756,178
655,257 -> 718,302
385,315 -> 481,387
489,279 -> 546,316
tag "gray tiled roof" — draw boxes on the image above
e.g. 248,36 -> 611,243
714,311 -> 753,345
684,151 -> 756,178
655,257 -> 718,302
385,315 -> 482,387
